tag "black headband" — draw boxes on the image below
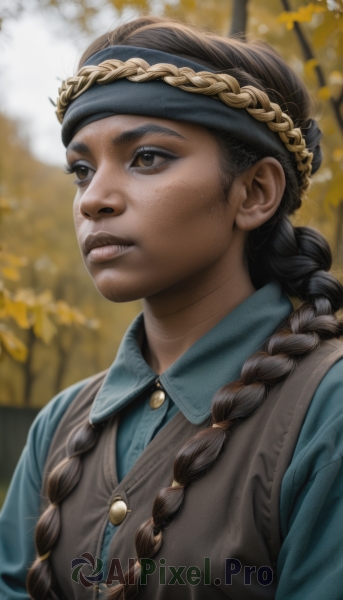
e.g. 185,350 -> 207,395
61,45 -> 289,157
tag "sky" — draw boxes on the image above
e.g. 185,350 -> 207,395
0,7 -> 121,166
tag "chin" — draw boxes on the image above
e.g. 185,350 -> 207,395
93,281 -> 145,303
90,271 -> 150,303
98,287 -> 144,303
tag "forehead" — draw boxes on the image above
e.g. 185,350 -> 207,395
66,114 -> 214,155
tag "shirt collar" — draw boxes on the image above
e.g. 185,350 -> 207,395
90,282 -> 292,425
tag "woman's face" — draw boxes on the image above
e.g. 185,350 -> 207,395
67,115 -> 242,303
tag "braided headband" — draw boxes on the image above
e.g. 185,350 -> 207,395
58,46 -> 313,197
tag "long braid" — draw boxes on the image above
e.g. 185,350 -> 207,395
89,20 -> 342,597
26,421 -> 100,599
106,219 -> 343,599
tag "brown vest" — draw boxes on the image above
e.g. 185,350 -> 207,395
41,339 -> 343,600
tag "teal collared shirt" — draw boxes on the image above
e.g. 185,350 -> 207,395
1,281 -> 343,599
93,281 -> 291,577
91,280 -> 291,426
91,280 -> 292,479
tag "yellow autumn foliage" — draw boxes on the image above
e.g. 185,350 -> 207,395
0,224 -> 97,355
318,86 -> 332,100
0,328 -> 28,363
333,148 -> 343,161
278,3 -> 325,30
0,113 -> 140,407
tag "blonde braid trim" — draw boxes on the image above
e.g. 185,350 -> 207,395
171,479 -> 183,488
57,58 -> 313,197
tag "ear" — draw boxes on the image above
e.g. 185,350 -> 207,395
233,157 -> 286,231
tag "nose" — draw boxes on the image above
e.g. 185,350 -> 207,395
78,170 -> 126,220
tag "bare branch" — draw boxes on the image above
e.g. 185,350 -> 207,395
280,0 -> 343,132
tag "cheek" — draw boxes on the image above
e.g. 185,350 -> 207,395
72,195 -> 83,238
135,170 -> 232,266
70,155 -> 236,303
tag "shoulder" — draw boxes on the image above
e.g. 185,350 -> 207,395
278,339 -> 343,484
277,353 -> 343,597
295,351 -> 343,468
27,375 -> 96,477
280,352 -> 343,532
0,375 -> 101,597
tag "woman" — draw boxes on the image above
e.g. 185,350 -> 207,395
1,16 -> 343,600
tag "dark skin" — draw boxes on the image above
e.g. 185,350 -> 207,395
67,115 -> 285,374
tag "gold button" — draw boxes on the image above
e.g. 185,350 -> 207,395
109,499 -> 128,525
149,389 -> 166,409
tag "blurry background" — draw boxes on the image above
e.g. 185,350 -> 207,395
0,0 -> 343,504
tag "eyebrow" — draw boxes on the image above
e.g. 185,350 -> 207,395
66,141 -> 90,155
112,124 -> 186,145
66,124 -> 186,156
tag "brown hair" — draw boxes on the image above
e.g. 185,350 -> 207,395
27,17 -> 343,600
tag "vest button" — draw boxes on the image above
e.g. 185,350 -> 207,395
109,499 -> 128,525
149,389 -> 166,409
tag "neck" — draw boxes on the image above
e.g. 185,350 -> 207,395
142,256 -> 255,374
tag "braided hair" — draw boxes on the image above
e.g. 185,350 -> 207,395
26,17 -> 343,600
26,421 -> 100,598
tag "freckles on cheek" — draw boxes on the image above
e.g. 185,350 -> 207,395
153,177 -> 221,232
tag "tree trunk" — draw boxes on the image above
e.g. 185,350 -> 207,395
54,341 -> 67,395
22,327 -> 36,406
229,0 -> 249,38
54,329 -> 76,395
335,201 -> 343,259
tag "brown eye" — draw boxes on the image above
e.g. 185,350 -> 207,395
136,152 -> 156,167
75,165 -> 90,180
131,149 -> 176,170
